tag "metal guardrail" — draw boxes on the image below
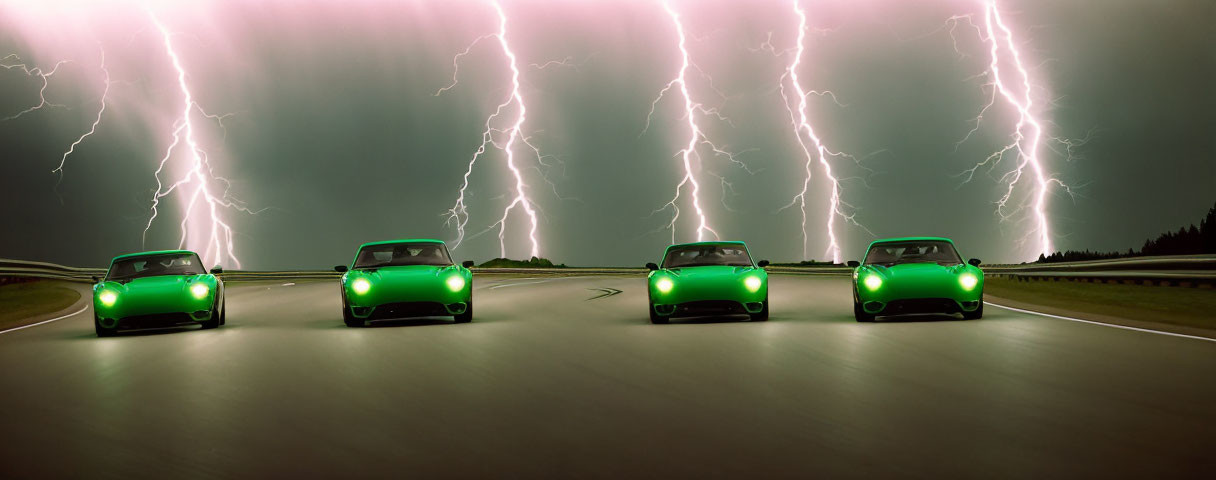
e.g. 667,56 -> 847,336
2,255 -> 1212,286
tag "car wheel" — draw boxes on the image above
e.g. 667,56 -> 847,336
750,299 -> 769,322
94,314 -> 116,337
962,300 -> 984,320
454,300 -> 473,324
650,308 -> 669,324
200,306 -> 220,330
854,302 -> 875,322
342,298 -> 362,328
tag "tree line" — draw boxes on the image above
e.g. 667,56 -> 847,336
1037,201 -> 1216,263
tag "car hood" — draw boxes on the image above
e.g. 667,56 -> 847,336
864,262 -> 968,280
664,265 -> 760,279
355,265 -> 461,282
102,274 -> 211,298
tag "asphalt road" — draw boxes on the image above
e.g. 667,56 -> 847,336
1,274 -> 1213,478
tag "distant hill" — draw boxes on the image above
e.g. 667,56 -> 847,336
477,257 -> 567,268
1037,201 -> 1216,263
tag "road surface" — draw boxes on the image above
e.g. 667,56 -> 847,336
1,274 -> 1212,477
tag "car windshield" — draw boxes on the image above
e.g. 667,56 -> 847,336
354,243 -> 453,268
662,244 -> 753,268
864,240 -> 962,266
107,253 -> 205,281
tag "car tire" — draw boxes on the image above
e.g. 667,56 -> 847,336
219,299 -> 227,325
854,302 -> 875,322
962,300 -> 984,320
200,306 -> 220,330
342,298 -> 362,328
454,299 -> 473,324
94,314 -> 116,337
750,299 -> 769,322
650,308 -> 669,324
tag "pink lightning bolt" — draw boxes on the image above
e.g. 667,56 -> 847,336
771,0 -> 869,264
952,0 -> 1075,258
51,47 -> 110,190
441,1 -> 542,259
644,1 -> 719,243
0,55 -> 69,121
144,12 -> 255,268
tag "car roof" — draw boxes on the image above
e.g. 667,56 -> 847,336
866,237 -> 955,248
358,239 -> 446,249
664,241 -> 748,254
667,241 -> 747,247
111,250 -> 198,261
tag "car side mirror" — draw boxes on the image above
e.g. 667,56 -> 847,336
968,258 -> 982,266
210,266 -> 224,274
847,261 -> 860,268
334,265 -> 348,273
462,260 -> 475,268
645,262 -> 658,271
757,260 -> 769,268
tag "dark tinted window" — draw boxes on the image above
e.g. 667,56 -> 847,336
662,244 -> 753,268
864,241 -> 962,266
107,253 -> 205,281
354,243 -> 453,268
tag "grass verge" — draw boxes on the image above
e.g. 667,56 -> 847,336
984,277 -> 1215,331
0,279 -> 82,331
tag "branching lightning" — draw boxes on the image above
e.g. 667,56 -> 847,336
772,0 -> 867,263
642,1 -> 740,244
439,1 -> 542,259
0,55 -> 69,121
949,0 -> 1083,258
51,47 -> 110,190
144,12 -> 256,268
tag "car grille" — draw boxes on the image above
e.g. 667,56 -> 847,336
882,298 -> 959,315
368,302 -> 450,320
119,312 -> 196,329
675,300 -> 745,316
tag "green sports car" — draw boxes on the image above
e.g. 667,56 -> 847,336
92,250 -> 225,337
848,237 -> 984,322
646,241 -> 770,324
335,239 -> 473,327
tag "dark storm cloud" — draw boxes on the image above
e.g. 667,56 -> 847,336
0,0 -> 1212,269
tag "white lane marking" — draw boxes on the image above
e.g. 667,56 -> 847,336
0,304 -> 89,335
282,282 -> 296,286
985,301 -> 1215,343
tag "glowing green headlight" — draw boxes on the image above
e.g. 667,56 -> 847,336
863,274 -> 883,291
190,283 -> 210,299
351,278 -> 371,295
959,273 -> 979,290
655,278 -> 673,294
446,275 -> 466,292
744,276 -> 762,292
98,291 -> 117,307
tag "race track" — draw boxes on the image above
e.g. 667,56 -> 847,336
1,274 -> 1212,477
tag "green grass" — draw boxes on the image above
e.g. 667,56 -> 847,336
984,278 -> 1216,330
0,279 -> 82,331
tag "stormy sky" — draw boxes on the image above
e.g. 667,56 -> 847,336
0,0 -> 1212,269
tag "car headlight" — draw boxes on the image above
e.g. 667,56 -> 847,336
446,275 -> 466,292
863,274 -> 883,291
98,290 -> 117,307
655,277 -> 673,294
190,283 -> 210,299
351,278 -> 371,295
744,276 -> 762,292
959,273 -> 979,291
